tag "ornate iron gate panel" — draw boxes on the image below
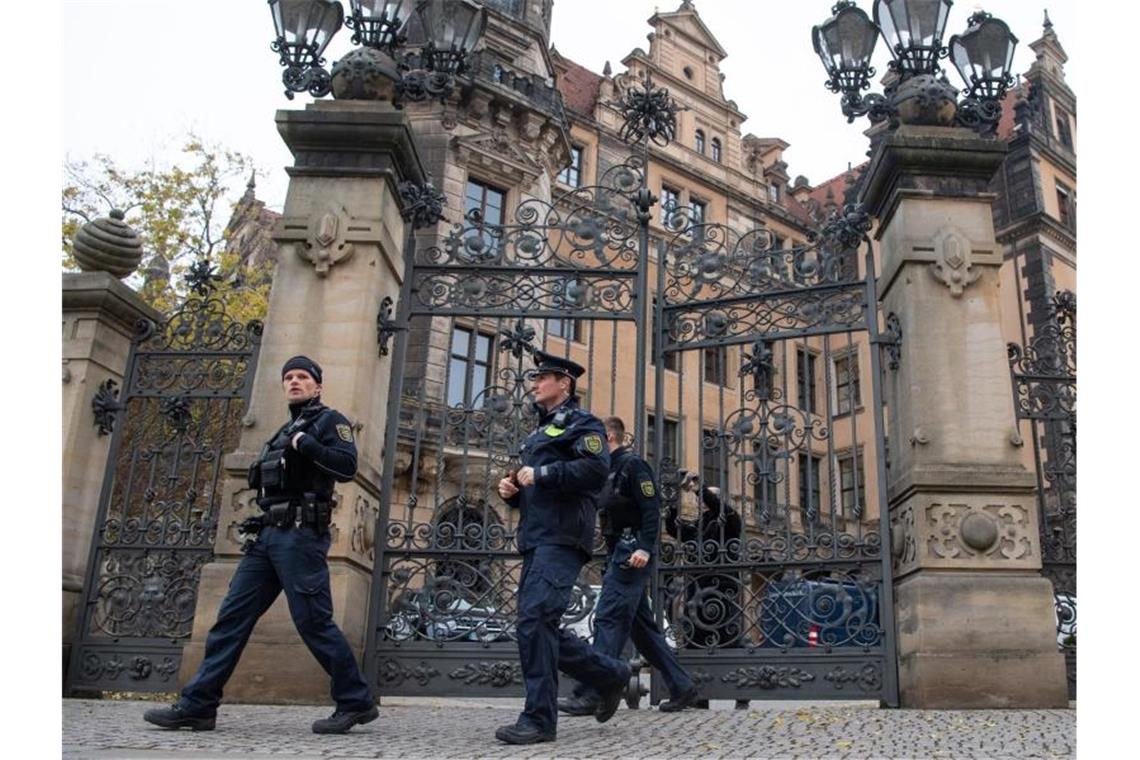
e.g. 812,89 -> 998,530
1008,291 -> 1076,697
651,206 -> 899,706
66,278 -> 262,693
364,162 -> 652,697
364,76 -> 897,705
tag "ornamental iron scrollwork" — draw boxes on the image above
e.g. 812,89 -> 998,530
376,296 -> 401,357
67,271 -> 261,695
722,665 -> 815,689
449,661 -> 523,687
874,313 -> 903,371
823,663 -> 883,691
398,180 -> 447,230
613,72 -> 686,147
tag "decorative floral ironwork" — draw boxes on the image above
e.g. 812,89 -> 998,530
184,259 -> 223,296
398,180 -> 447,230
823,663 -> 883,691
92,378 -> 122,436
498,320 -> 537,359
449,661 -> 524,687
377,658 -> 440,686
613,72 -> 684,147
722,665 -> 815,689
877,313 -> 903,371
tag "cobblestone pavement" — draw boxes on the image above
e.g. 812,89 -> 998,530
63,698 -> 1074,759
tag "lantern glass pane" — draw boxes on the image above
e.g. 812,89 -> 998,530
310,1 -> 345,56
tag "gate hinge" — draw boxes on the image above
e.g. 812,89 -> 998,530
377,297 -> 407,357
871,313 -> 902,371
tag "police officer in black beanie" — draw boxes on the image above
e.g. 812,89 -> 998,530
144,356 -> 377,735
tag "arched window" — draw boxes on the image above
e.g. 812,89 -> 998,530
695,129 -> 706,155
711,137 -> 722,163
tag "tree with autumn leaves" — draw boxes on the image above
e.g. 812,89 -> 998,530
62,138 -> 274,325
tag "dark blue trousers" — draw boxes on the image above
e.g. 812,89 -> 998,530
178,526 -> 373,715
516,544 -> 628,734
573,552 -> 694,702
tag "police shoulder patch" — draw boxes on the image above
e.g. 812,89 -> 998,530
336,423 -> 354,443
583,433 -> 603,454
640,480 -> 656,497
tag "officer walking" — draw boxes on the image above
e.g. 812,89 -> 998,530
494,350 -> 631,745
144,356 -> 377,735
558,416 -> 701,717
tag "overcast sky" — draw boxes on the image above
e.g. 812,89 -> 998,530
61,0 -> 1077,214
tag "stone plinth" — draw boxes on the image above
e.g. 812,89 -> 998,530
862,126 -> 1067,708
62,272 -> 162,680
179,101 -> 425,703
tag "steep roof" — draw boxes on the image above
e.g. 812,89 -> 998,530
555,55 -> 603,117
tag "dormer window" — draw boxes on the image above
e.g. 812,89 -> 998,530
769,184 -> 781,203
695,129 -> 706,155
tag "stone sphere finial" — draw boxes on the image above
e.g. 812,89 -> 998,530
331,47 -> 399,101
71,208 -> 143,279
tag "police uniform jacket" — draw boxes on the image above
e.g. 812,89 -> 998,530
260,399 -> 358,505
507,397 -> 609,555
598,446 -> 660,556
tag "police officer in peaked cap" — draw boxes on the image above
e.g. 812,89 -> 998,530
144,356 -> 378,735
494,350 -> 631,745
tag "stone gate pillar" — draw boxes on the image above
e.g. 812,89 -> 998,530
860,125 -> 1067,708
179,101 -> 426,703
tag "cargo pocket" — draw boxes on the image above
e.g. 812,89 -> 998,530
293,567 -> 334,631
535,564 -> 575,620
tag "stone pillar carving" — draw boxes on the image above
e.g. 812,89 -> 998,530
62,272 -> 162,680
179,101 -> 426,703
861,125 -> 1067,708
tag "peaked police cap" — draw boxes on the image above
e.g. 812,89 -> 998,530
530,350 -> 585,380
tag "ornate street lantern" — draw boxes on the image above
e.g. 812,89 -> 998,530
873,0 -> 953,75
813,2 -> 880,96
346,0 -> 412,52
414,0 -> 487,75
268,0 -> 345,99
949,11 -> 1018,100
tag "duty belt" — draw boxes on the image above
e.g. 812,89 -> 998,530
261,497 -> 332,531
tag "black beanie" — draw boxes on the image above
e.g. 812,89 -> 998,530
281,355 -> 323,383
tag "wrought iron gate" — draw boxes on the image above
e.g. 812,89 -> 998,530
66,273 -> 262,694
363,77 -> 898,706
1008,291 -> 1076,698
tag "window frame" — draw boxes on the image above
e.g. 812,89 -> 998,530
831,349 -> 862,417
796,346 -> 819,415
447,325 -> 495,408
557,144 -> 583,187
835,449 -> 866,519
645,413 -> 680,468
695,128 -> 706,155
711,137 -> 722,163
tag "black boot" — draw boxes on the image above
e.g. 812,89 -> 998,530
311,705 -> 379,734
495,722 -> 556,744
595,663 -> 631,724
558,695 -> 600,716
143,704 -> 216,731
659,687 -> 701,713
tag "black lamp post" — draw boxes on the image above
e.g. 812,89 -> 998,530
268,0 -> 345,99
812,0 -> 1018,134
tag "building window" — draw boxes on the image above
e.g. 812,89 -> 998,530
796,347 -> 817,414
447,326 -> 494,407
548,317 -> 582,343
833,351 -> 861,416
1055,182 -> 1074,230
465,179 -> 506,255
695,129 -> 706,155
661,185 -> 680,227
687,198 -> 707,237
711,137 -> 722,163
1054,107 -> 1073,150
558,145 -> 583,187
645,414 -> 679,467
703,345 -> 728,385
836,452 -> 866,518
798,453 -> 822,514
701,428 -> 721,487
768,184 -> 781,203
650,297 -> 679,371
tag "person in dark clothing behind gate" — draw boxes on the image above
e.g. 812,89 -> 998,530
494,350 -> 632,745
665,470 -> 749,709
143,356 -> 377,735
558,416 -> 701,717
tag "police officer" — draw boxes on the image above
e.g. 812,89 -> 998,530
144,356 -> 377,735
494,350 -> 631,745
559,416 -> 701,716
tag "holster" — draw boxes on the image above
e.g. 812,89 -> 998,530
266,501 -> 297,529
300,493 -> 332,534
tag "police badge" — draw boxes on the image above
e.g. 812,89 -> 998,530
583,434 -> 603,454
336,423 -> 354,442
640,480 -> 656,498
